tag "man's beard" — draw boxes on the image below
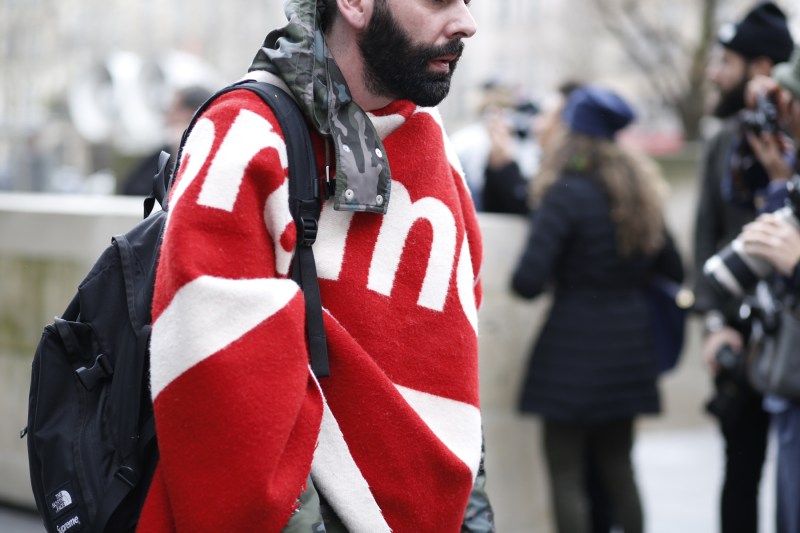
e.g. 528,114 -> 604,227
358,2 -> 464,107
712,74 -> 748,119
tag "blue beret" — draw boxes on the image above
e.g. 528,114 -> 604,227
562,86 -> 635,139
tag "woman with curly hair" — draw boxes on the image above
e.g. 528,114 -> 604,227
511,86 -> 685,533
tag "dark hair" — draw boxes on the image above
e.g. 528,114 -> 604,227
320,0 -> 338,33
557,80 -> 584,99
176,85 -> 213,112
533,131 -> 666,257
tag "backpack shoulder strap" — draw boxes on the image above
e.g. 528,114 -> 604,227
237,80 -> 330,378
169,80 -> 330,377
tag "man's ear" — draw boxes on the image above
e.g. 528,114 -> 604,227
336,0 -> 371,31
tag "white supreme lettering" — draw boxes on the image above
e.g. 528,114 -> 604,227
368,181 -> 456,311
198,109 -> 287,212
57,516 -> 81,533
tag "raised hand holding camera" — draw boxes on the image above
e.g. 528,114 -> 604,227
704,172 -> 800,297
741,212 -> 800,276
742,76 -> 794,181
742,87 -> 780,136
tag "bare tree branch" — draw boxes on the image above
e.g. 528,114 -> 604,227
589,0 -> 718,139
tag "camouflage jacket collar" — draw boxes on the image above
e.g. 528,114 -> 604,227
249,0 -> 391,214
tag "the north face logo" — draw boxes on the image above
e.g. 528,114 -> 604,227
51,490 -> 73,514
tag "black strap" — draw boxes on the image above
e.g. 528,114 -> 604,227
143,151 -> 172,218
236,81 -> 330,378
173,80 -> 330,377
109,234 -> 149,457
93,471 -> 134,533
144,80 -> 330,378
114,234 -> 143,331
54,318 -> 82,359
292,245 -> 330,377
103,80 -> 330,533
93,326 -> 153,533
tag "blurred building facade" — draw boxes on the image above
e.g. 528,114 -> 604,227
1,0 -> 797,192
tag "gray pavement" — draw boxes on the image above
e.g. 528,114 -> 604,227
636,424 -> 776,533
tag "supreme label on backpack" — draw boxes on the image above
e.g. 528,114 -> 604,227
55,513 -> 83,533
47,483 -> 77,518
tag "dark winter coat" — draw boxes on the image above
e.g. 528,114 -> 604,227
482,162 -> 530,215
511,173 -> 684,423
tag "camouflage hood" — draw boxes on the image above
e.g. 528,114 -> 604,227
249,0 -> 391,214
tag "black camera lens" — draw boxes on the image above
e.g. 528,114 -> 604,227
703,202 -> 800,298
716,344 -> 740,372
703,239 -> 768,298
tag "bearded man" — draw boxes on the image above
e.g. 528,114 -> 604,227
692,3 -> 793,533
135,1 -> 494,532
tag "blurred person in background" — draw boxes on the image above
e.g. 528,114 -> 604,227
531,78 -> 616,533
692,4 -> 794,532
740,45 -> 800,533
481,90 -> 539,214
503,77 -> 618,533
478,80 -> 584,216
743,47 -> 800,204
451,79 -> 539,213
532,81 -> 584,157
119,85 -> 213,196
510,85 -> 684,533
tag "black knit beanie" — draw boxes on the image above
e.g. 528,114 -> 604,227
718,2 -> 794,64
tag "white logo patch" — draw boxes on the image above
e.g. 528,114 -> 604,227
57,515 -> 81,533
51,490 -> 73,514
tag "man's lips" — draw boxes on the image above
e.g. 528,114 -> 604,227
429,55 -> 459,73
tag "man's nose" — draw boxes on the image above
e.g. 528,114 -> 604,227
445,3 -> 477,40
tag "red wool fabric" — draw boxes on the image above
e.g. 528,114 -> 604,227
137,89 -> 483,533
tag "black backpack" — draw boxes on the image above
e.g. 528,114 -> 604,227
24,80 -> 330,533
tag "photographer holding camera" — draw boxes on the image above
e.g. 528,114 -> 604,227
693,4 -> 794,532
451,79 -> 540,214
481,98 -> 540,214
740,46 -> 800,533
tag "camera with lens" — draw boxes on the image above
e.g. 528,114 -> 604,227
703,173 -> 800,297
706,341 -> 748,422
505,100 -> 539,139
740,91 -> 780,136
715,344 -> 742,374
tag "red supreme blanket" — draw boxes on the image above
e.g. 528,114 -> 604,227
137,90 -> 484,533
